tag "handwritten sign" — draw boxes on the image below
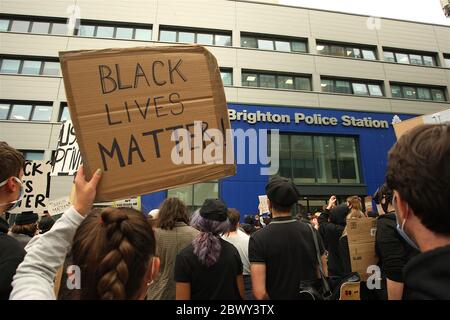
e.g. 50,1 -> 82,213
47,197 -> 72,216
258,195 -> 269,214
51,120 -> 82,176
60,45 -> 235,201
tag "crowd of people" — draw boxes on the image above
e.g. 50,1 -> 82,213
0,123 -> 449,300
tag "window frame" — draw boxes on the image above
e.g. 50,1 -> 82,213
241,32 -> 308,53
316,41 -> 377,61
242,70 -> 312,91
0,101 -> 53,122
390,83 -> 447,101
159,27 -> 232,47
321,78 -> 384,97
0,56 -> 59,76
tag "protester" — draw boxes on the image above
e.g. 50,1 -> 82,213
174,199 -> 244,300
374,183 -> 419,300
222,208 -> 252,299
318,197 -> 348,277
0,142 -> 26,300
10,165 -> 160,299
249,176 -> 327,300
386,124 -> 450,299
147,198 -> 199,300
8,212 -> 39,248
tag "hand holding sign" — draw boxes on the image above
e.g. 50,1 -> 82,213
73,165 -> 102,216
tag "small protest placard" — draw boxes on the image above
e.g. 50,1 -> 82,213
47,197 -> 72,216
51,120 -> 82,176
258,195 -> 269,214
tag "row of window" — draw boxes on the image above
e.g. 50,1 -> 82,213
78,24 -> 151,41
384,50 -> 436,67
0,57 -> 60,76
391,84 -> 446,101
321,78 -> 383,96
242,72 -> 311,91
241,35 -> 307,53
0,102 -> 53,121
160,29 -> 231,46
316,43 -> 377,61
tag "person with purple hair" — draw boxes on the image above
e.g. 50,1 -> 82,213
174,199 -> 245,300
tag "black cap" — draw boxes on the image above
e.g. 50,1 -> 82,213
265,176 -> 300,207
15,211 -> 39,225
199,199 -> 228,222
329,204 -> 350,227
38,216 -> 55,233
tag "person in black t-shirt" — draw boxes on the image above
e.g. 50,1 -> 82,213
174,199 -> 245,300
249,177 -> 327,300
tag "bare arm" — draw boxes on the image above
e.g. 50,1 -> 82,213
236,275 -> 245,300
387,278 -> 404,300
176,282 -> 191,300
321,254 -> 329,278
251,263 -> 269,300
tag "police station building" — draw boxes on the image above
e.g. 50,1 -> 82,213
1,0 -> 449,216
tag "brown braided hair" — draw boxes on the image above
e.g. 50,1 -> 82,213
71,207 -> 156,299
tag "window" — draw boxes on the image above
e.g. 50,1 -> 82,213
422,56 -> 435,67
96,26 -> 114,38
409,54 -> 423,65
0,56 -> 60,76
77,22 -> 151,40
241,33 -> 307,53
316,42 -> 376,60
0,101 -> 53,122
79,25 -> 95,37
10,20 -> 30,32
444,55 -> 450,68
385,49 -> 437,66
167,182 -> 219,213
242,71 -> 312,91
384,51 -> 396,63
0,19 -> 9,31
31,21 -> 50,34
59,103 -> 70,122
321,78 -> 383,97
395,53 -> 410,64
50,23 -> 67,35
159,28 -> 231,46
270,134 -> 361,184
391,84 -> 446,101
115,27 -> 134,40
134,28 -> 152,41
220,69 -> 232,86
20,150 -> 45,161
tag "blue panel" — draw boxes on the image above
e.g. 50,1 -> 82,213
140,191 -> 166,214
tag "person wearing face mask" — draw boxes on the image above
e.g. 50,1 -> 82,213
374,184 -> 419,300
0,142 -> 26,300
386,124 -> 450,300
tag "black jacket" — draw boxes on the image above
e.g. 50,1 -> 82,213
403,244 -> 450,300
0,217 -> 26,300
375,213 -> 418,283
318,208 -> 346,277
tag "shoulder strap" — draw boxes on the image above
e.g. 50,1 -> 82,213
306,223 -> 331,294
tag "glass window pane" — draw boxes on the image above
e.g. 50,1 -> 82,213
444,57 -> 450,68
314,136 -> 338,183
42,61 -> 60,76
353,48 -> 362,59
50,23 -> 67,35
134,28 -> 151,41
0,104 -> 10,120
352,83 -> 369,95
10,104 -> 32,120
417,87 -> 432,100
316,44 -> 328,55
330,45 -> 345,56
10,20 -> 30,32
115,27 -> 133,40
78,25 -> 95,37
362,49 -> 376,60
168,185 -> 193,205
384,51 -> 396,62
241,36 -> 257,48
345,47 -> 355,58
277,76 -> 294,89
178,31 -> 195,43
276,134 -> 291,178
242,73 -> 258,87
215,34 -> 231,46
0,19 -> 9,31
0,59 -> 21,73
431,89 -> 445,101
396,53 -> 409,64
21,60 -> 42,75
32,105 -> 52,121
423,56 -> 435,66
295,77 -> 311,91
291,41 -> 307,52
197,33 -> 213,45
59,105 -> 70,121
321,79 -> 334,93
275,41 -> 291,52
391,85 -> 402,98
22,151 -> 44,161
96,26 -> 114,38
160,30 -> 176,42
336,137 -> 360,183
220,71 -> 232,86
258,39 -> 274,50
193,183 -> 218,206
409,54 -> 423,65
259,74 -> 276,88
31,21 -> 50,34
368,84 -> 383,96
402,86 -> 417,99
292,135 -> 315,183
335,80 -> 351,94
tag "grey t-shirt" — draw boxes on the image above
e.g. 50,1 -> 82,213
222,230 -> 251,275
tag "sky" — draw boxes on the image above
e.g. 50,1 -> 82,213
279,0 -> 450,26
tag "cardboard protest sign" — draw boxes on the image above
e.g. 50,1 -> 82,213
394,108 -> 450,139
51,120 -> 82,176
11,161 -> 51,215
258,195 -> 269,214
47,197 -> 72,216
60,45 -> 235,201
364,196 -> 373,213
346,218 -> 378,281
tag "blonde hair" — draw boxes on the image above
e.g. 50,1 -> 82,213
342,196 -> 365,237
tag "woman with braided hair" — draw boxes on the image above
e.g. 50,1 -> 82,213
9,165 -> 160,300
174,199 -> 245,300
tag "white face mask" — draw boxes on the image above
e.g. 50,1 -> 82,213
0,177 -> 24,210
